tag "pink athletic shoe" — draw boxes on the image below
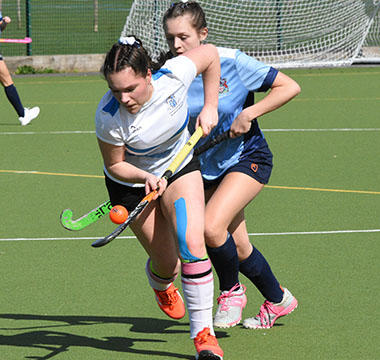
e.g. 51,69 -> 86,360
243,288 -> 298,329
213,283 -> 247,328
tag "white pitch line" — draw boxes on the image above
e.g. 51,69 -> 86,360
262,128 -> 380,132
1,128 -> 380,136
0,130 -> 95,135
1,229 -> 379,242
252,229 -> 380,236
0,236 -> 137,242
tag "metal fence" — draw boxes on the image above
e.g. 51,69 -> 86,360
0,0 -> 132,56
0,0 -> 379,59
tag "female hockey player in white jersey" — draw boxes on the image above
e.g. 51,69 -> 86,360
162,1 -> 301,330
95,36 -> 223,359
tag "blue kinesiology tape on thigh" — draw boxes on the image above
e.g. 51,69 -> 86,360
174,197 -> 201,262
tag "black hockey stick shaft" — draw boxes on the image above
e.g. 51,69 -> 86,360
194,129 -> 230,155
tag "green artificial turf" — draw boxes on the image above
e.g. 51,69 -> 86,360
0,67 -> 379,359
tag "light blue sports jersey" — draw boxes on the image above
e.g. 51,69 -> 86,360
188,47 -> 278,180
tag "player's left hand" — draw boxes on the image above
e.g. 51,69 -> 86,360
155,178 -> 168,198
144,174 -> 168,200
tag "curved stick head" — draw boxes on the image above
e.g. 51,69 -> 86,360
60,209 -> 75,231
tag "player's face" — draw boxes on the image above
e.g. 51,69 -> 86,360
107,67 -> 153,114
165,14 -> 208,56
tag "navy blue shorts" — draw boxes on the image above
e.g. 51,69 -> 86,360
105,156 -> 200,211
203,139 -> 273,189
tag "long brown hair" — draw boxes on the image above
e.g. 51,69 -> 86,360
163,1 -> 207,34
158,2 -> 208,65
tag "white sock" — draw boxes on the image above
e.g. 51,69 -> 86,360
181,259 -> 215,338
145,258 -> 176,291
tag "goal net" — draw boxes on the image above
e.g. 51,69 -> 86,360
121,0 -> 380,68
355,3 -> 380,63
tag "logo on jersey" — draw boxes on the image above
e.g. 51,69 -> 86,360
166,94 -> 180,115
129,124 -> 142,134
219,78 -> 229,94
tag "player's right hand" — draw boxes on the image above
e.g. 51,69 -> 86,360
196,104 -> 218,137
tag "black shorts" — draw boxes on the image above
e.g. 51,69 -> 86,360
105,156 -> 200,211
203,139 -> 273,189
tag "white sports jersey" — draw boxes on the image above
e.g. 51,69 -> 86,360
96,55 -> 197,186
188,47 -> 278,180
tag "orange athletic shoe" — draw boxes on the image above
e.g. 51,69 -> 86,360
194,327 -> 224,360
153,283 -> 185,319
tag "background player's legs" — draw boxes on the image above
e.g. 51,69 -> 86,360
0,60 -> 24,117
0,60 -> 40,125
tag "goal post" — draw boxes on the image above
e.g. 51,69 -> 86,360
121,0 -> 380,68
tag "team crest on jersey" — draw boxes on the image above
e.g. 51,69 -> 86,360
219,78 -> 229,94
129,124 -> 142,134
166,94 -> 180,114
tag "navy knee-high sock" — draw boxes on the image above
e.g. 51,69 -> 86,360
239,247 -> 283,303
206,234 -> 240,292
4,84 -> 24,117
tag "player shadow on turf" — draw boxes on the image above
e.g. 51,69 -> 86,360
0,313 -> 228,359
0,313 -> 187,334
0,331 -> 194,359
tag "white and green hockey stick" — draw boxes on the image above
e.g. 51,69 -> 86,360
60,200 -> 112,231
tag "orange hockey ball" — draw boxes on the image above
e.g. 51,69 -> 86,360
109,205 -> 129,224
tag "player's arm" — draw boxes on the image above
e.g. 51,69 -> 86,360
183,44 -> 220,136
97,138 -> 164,196
231,71 -> 301,137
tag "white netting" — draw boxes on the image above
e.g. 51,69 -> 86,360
121,0 -> 380,68
356,0 -> 380,62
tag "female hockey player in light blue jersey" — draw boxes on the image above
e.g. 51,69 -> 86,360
163,1 -> 301,330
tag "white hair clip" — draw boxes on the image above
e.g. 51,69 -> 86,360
118,36 -> 140,47
170,0 -> 190,9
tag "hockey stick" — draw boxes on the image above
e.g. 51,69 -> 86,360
91,126 -> 205,248
59,129 -> 230,231
0,37 -> 32,44
60,200 -> 112,231
193,129 -> 229,156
